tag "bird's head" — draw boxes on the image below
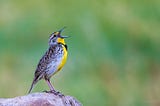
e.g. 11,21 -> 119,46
49,27 -> 68,46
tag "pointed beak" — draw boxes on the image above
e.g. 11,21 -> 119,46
58,27 -> 69,38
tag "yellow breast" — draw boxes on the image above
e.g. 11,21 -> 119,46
57,44 -> 68,71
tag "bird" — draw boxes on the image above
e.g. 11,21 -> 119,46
28,27 -> 68,94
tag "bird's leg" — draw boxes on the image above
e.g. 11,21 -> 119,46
46,79 -> 55,91
44,79 -> 64,97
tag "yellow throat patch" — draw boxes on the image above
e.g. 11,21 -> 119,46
57,38 -> 65,45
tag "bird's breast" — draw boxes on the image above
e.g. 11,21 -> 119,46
57,44 -> 68,71
46,44 -> 67,78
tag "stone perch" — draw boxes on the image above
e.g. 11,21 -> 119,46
0,93 -> 82,106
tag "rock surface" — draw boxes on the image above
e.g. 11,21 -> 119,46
0,93 -> 82,106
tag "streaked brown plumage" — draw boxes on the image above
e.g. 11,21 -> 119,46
28,27 -> 68,93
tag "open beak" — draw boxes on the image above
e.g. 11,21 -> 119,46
58,27 -> 69,38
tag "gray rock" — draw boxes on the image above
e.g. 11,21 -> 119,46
0,93 -> 82,106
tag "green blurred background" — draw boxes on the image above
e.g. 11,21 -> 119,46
0,0 -> 160,106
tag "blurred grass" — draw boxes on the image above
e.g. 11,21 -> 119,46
0,0 -> 160,106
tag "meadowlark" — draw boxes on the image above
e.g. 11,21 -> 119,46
28,27 -> 68,94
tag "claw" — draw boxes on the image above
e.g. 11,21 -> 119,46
43,90 -> 64,97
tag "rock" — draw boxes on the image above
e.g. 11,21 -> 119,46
0,93 -> 82,106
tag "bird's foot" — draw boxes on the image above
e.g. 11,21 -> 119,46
43,90 -> 64,97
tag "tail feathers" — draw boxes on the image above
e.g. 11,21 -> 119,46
28,78 -> 37,94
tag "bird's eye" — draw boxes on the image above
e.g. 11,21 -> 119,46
53,34 -> 56,37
